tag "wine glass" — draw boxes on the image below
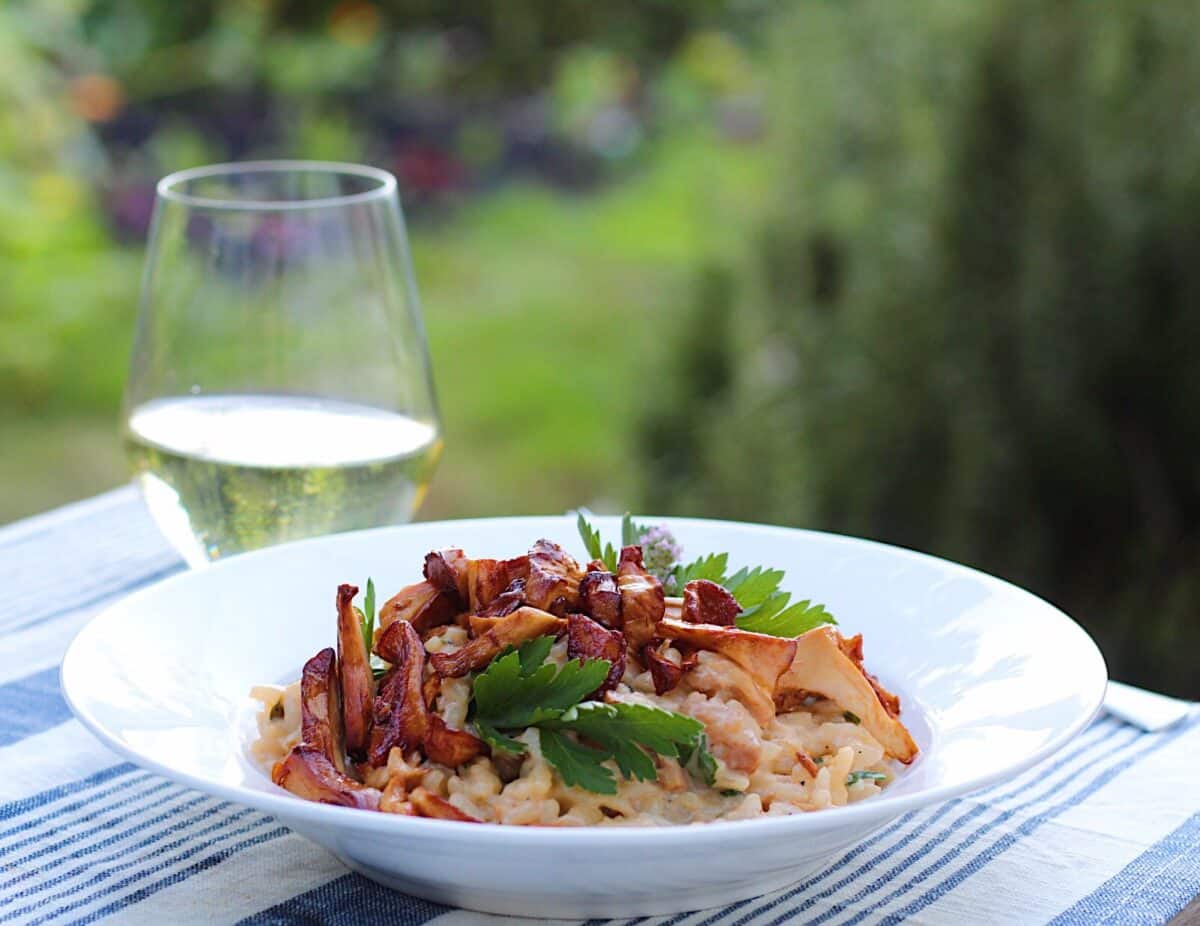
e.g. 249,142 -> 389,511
122,161 -> 442,567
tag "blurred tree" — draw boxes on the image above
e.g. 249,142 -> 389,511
1,0 -> 771,525
0,2 -> 141,414
641,0 -> 1200,697
75,0 -> 740,99
1,0 -> 761,416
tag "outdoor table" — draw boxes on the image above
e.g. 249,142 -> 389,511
2,487 -> 1197,925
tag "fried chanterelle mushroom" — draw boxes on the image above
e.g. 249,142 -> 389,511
775,625 -> 918,763
265,528 -> 918,823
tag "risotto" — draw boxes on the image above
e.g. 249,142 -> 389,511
250,521 -> 917,826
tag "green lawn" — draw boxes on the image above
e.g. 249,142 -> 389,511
1,136 -> 766,525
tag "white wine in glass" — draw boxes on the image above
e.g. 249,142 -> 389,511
123,162 -> 442,567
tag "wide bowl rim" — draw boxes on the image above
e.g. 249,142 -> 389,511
62,513 -> 1108,847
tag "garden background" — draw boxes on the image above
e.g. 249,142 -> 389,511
2,0 -> 1196,697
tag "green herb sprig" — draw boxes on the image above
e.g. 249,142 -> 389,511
575,510 -> 836,639
470,636 -> 717,795
672,552 -> 729,587
576,511 -> 650,573
621,512 -> 649,548
352,578 -> 390,680
577,512 -> 619,573
356,577 -> 376,646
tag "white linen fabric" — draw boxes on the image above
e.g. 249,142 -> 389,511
0,487 -> 1196,925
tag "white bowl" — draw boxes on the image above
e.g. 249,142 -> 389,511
61,516 -> 1106,917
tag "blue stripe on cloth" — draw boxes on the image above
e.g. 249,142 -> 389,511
5,561 -> 185,635
4,805 -> 267,917
1,791 -> 217,896
0,522 -> 56,549
0,767 -> 143,836
0,667 -> 72,748
0,488 -> 179,635
24,822 -> 289,926
0,487 -> 138,549
1048,812 -> 1200,926
771,723 -> 1147,926
818,733 -> 1148,926
764,727 -> 1138,926
0,762 -> 138,830
0,778 -> 173,860
236,872 -> 452,925
691,718 -> 1128,926
859,716 -> 1199,926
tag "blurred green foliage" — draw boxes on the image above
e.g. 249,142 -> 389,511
642,0 -> 1200,697
6,0 -> 1192,698
0,0 -> 768,523
0,6 -> 140,416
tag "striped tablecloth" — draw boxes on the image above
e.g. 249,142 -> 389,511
2,487 -> 1197,926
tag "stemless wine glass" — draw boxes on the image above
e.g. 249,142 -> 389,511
123,161 -> 442,567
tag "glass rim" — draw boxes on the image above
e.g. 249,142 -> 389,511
156,160 -> 397,211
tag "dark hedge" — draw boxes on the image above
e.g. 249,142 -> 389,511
640,0 -> 1200,698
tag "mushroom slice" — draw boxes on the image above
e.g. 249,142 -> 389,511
477,577 -> 526,619
336,583 -> 375,760
525,540 -> 585,614
617,546 -> 664,652
368,620 -> 427,766
429,606 -> 566,677
682,579 -> 740,627
378,580 -> 459,637
468,613 -> 502,637
423,548 -> 470,604
422,673 -> 441,709
424,714 -> 487,767
657,616 -> 797,698
837,632 -> 902,718
374,616 -> 421,665
642,642 -> 683,695
683,650 -> 777,725
272,744 -> 381,810
775,625 -> 918,763
468,556 -> 530,612
566,613 -> 626,698
300,647 -> 345,772
409,787 -> 481,822
640,641 -> 699,695
579,570 -> 622,628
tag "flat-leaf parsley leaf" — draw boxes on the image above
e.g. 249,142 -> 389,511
472,638 -> 611,731
469,635 -> 718,794
576,511 -> 618,572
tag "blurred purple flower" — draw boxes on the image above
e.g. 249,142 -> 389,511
106,183 -> 156,241
640,524 -> 682,590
